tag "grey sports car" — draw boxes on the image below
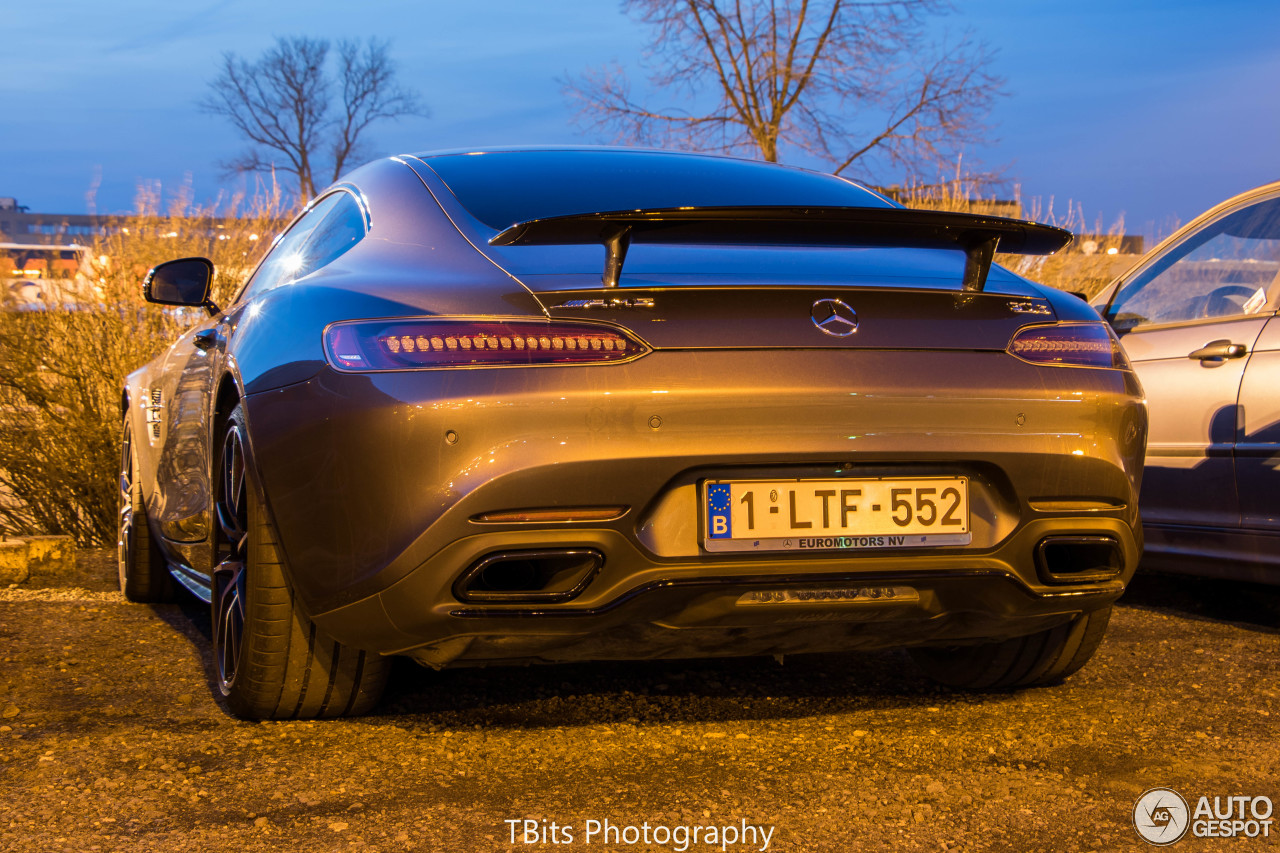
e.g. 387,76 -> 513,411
120,147 -> 1146,719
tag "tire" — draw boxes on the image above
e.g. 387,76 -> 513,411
212,404 -> 389,720
118,416 -> 176,603
908,606 -> 1112,689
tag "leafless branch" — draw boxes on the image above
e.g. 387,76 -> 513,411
202,36 -> 425,201
330,39 -> 427,183
564,0 -> 1003,183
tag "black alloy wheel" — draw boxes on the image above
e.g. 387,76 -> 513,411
212,420 -> 249,696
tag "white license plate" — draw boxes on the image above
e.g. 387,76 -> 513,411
703,477 -> 970,553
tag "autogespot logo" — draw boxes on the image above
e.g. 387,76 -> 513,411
810,298 -> 858,337
1134,788 -> 1191,845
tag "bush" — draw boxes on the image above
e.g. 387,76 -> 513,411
0,183 -> 290,545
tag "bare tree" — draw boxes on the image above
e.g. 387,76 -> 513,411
566,0 -> 1001,183
202,36 -> 424,200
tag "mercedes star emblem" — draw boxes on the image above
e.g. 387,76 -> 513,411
811,298 -> 859,337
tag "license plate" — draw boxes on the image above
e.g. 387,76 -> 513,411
703,477 -> 970,552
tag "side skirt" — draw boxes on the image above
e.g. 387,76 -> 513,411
166,559 -> 214,603
1142,522 -> 1280,584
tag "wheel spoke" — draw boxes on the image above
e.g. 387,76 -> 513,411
213,559 -> 246,690
214,422 -> 253,695
118,508 -> 132,547
224,432 -> 245,522
217,428 -> 250,559
216,502 -> 247,552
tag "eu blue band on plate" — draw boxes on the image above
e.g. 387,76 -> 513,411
707,483 -> 732,539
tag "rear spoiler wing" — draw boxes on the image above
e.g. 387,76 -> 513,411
489,206 -> 1072,291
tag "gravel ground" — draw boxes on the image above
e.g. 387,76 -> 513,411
1,550 -> 1277,852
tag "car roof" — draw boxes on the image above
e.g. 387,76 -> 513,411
408,145 -> 895,199
406,147 -> 900,235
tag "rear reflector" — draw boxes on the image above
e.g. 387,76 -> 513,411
472,506 -> 628,524
1008,323 -> 1130,369
324,318 -> 648,371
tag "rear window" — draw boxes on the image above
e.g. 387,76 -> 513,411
424,149 -> 894,231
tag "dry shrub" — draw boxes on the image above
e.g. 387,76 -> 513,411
1010,198 -> 1131,299
0,182 -> 291,545
899,176 -> 1130,299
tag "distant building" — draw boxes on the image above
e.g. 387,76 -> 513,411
0,198 -> 103,303
0,197 -> 117,248
875,185 -> 1024,219
1074,234 -> 1145,256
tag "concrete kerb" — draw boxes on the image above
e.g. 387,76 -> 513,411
0,535 -> 77,586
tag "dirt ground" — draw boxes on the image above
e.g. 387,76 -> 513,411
1,549 -> 1277,852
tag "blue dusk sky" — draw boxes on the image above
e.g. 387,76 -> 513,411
3,0 -> 1277,240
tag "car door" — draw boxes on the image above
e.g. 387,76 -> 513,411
1237,301 -> 1280,533
1100,191 -> 1280,532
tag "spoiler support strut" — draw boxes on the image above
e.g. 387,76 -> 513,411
601,224 -> 632,289
962,235 -> 1000,292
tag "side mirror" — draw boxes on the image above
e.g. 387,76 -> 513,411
143,257 -> 219,315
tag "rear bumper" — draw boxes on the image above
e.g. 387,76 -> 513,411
241,348 -> 1145,663
313,516 -> 1136,666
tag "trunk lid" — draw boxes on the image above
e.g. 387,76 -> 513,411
537,282 -> 1056,351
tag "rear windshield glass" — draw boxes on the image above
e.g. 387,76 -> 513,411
424,150 -> 894,231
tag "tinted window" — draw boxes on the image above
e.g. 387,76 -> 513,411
426,150 -> 893,231
241,193 -> 343,301
1108,195 -> 1280,330
297,192 -> 366,274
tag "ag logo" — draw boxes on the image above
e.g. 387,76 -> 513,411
1134,788 -> 1190,845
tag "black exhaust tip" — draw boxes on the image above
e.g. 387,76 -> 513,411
454,549 -> 603,603
1035,536 -> 1124,585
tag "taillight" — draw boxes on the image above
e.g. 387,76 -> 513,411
323,318 -> 649,371
1008,323 -> 1131,369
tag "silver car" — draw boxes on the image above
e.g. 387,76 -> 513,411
1094,180 -> 1280,583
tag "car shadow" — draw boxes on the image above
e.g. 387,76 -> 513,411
146,595 -> 228,707
373,643 -> 1022,727
145,591 -> 947,724
1119,570 -> 1280,632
